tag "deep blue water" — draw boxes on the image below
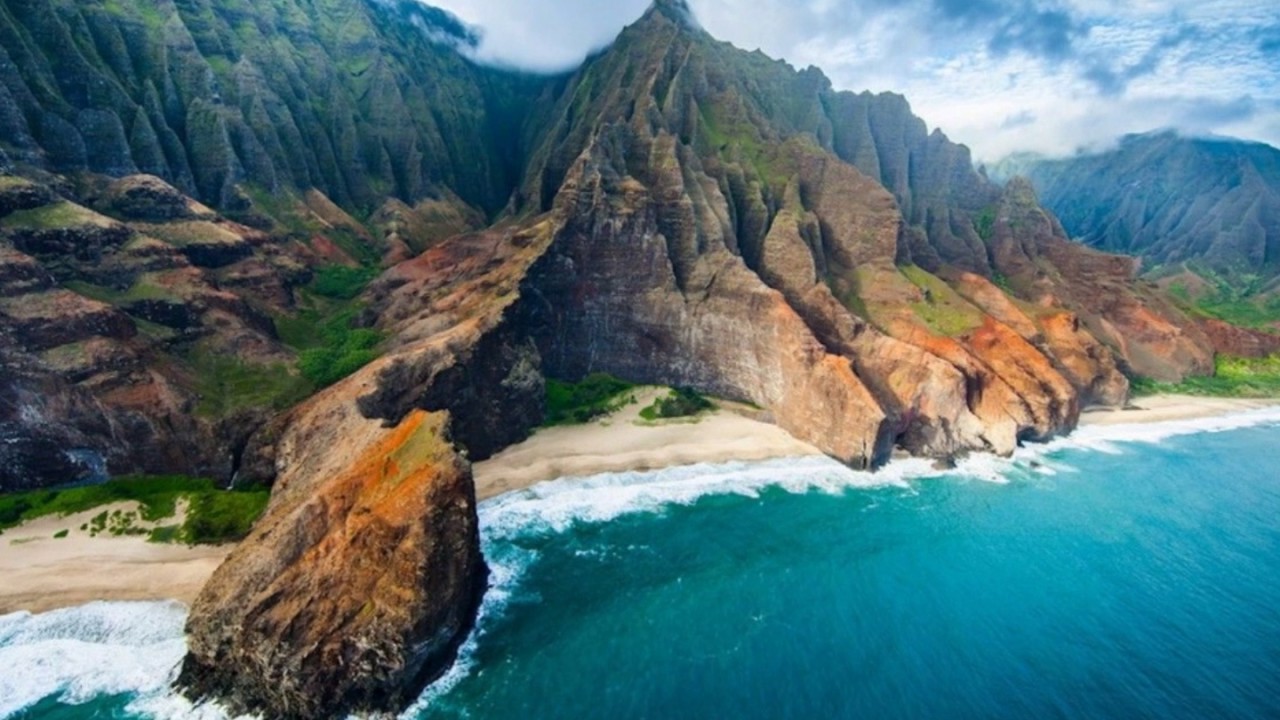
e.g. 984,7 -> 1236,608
4,412 -> 1280,720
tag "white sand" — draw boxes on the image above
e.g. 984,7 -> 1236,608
1080,395 -> 1280,426
0,503 -> 230,615
474,388 -> 821,500
3,392 -> 1275,616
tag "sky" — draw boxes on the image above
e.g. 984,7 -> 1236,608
423,0 -> 1280,162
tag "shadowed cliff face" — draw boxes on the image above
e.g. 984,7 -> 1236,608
0,0 -> 542,213
503,6 -> 1192,462
992,132 -> 1280,282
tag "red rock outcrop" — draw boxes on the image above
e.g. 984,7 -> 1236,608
180,407 -> 485,720
1198,318 -> 1280,358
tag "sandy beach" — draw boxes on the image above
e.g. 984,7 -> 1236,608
2,392 -> 1277,616
472,387 -> 821,500
1080,395 -> 1280,426
0,504 -> 230,615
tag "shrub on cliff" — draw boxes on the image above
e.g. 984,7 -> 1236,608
544,374 -> 636,425
640,387 -> 715,421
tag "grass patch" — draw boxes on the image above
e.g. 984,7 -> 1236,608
1166,272 -> 1280,332
239,185 -> 380,265
275,289 -> 385,389
182,490 -> 270,545
53,529 -> 68,539
188,349 -> 313,417
294,309 -> 383,388
0,475 -> 194,530
973,206 -> 997,243
148,525 -> 181,544
64,275 -> 180,305
901,265 -> 984,337
0,475 -> 270,544
3,201 -> 109,230
1131,355 -> 1280,398
639,387 -> 715,421
544,373 -> 636,426
311,265 -> 378,300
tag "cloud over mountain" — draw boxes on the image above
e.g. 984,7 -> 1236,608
426,0 -> 1279,160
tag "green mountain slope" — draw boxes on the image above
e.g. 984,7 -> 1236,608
0,0 -> 545,213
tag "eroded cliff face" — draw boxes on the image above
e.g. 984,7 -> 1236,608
0,173 -> 298,489
179,407 -> 486,720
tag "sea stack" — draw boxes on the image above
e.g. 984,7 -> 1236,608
178,408 -> 487,719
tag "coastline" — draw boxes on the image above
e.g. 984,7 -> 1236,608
472,388 -> 821,501
2,392 -> 1277,617
1079,395 -> 1279,426
0,505 -> 231,615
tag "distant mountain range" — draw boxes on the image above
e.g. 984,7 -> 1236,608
991,131 -> 1280,284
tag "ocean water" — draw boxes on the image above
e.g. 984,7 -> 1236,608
4,410 -> 1280,720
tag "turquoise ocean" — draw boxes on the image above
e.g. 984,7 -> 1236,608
5,409 -> 1280,719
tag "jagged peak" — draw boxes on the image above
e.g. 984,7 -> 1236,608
640,0 -> 702,31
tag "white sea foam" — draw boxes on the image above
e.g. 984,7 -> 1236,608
478,455 -> 919,540
6,406 -> 1279,719
0,602 -> 187,717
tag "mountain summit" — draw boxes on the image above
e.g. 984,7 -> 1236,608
645,0 -> 702,28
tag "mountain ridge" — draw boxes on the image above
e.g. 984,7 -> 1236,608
990,130 -> 1280,282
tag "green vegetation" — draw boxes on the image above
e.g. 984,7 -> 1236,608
544,373 -> 636,426
1167,273 -> 1280,332
3,201 -> 107,230
148,525 -> 182,544
240,185 -> 381,266
901,265 -> 984,337
639,387 -> 715,421
140,220 -> 242,249
0,175 -> 35,191
188,349 -> 313,417
973,206 -> 997,242
698,104 -> 787,190
294,309 -> 383,389
53,529 -> 68,539
0,475 -> 270,544
275,269 -> 385,390
182,491 -> 271,545
64,275 -> 179,305
1131,355 -> 1280,398
310,265 -> 378,300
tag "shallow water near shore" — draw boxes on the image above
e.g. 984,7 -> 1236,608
4,410 -> 1280,719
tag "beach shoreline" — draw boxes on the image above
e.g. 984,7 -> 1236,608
0,504 -> 230,615
1079,395 -> 1279,426
2,392 -> 1277,616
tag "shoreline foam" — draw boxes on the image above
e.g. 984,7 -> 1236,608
1,393 -> 1277,619
2,396 -> 1280,719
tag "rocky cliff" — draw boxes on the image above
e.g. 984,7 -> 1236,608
0,0 -> 1250,718
991,131 -> 1280,281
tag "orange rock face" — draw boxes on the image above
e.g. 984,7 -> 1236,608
180,408 -> 485,720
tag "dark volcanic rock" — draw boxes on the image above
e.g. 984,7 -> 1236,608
99,174 -> 209,221
0,176 -> 56,217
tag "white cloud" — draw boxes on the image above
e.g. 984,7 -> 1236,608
418,0 -> 1280,159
